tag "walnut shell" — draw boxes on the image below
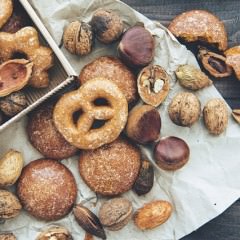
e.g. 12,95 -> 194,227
175,64 -> 212,90
0,149 -> 24,187
99,197 -> 132,231
0,233 -> 16,240
232,109 -> 240,124
133,200 -> 172,230
138,65 -> 170,107
36,226 -> 73,240
63,21 -> 93,56
0,91 -> 27,117
203,98 -> 228,135
0,189 -> 22,220
225,46 -> 240,80
168,92 -> 201,127
0,59 -> 33,97
90,9 -> 123,44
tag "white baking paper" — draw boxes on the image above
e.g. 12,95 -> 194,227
1,0 -> 240,239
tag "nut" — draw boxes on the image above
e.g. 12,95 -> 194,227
63,21 -> 93,56
73,204 -> 106,239
0,189 -> 22,220
126,105 -> 161,144
0,233 -> 16,240
118,26 -> 154,68
36,226 -> 73,240
154,136 -> 190,171
133,200 -> 172,230
168,92 -> 201,127
90,8 -> 123,44
225,46 -> 240,80
84,233 -> 93,240
0,59 -> 33,97
0,90 -> 27,117
232,109 -> 240,124
198,47 -> 232,78
133,159 -> 154,195
138,65 -> 170,107
203,98 -> 228,135
0,149 -> 24,187
175,64 -> 212,90
99,197 -> 132,231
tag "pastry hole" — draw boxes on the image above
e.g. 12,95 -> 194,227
93,98 -> 110,106
11,52 -> 28,60
91,119 -> 106,129
73,109 -> 84,125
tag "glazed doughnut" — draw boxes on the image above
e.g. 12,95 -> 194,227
53,78 -> 128,150
0,0 -> 13,29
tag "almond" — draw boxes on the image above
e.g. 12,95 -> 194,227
133,200 -> 172,230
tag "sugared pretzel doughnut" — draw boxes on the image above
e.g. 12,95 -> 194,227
0,27 -> 53,88
53,78 -> 128,150
0,0 -> 13,29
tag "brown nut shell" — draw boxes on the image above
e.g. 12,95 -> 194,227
79,56 -> 138,105
90,9 -> 123,44
175,64 -> 212,90
99,197 -> 132,231
27,103 -> 78,160
168,92 -> 201,127
126,105 -> 161,144
63,21 -> 93,56
0,189 -> 22,220
225,46 -> 240,80
17,159 -> 77,221
133,200 -> 172,230
168,10 -> 227,51
0,59 -> 33,97
36,226 -> 73,240
203,98 -> 228,135
0,233 -> 16,240
118,26 -> 154,68
232,109 -> 240,124
0,149 -> 24,187
0,91 -> 27,117
138,65 -> 170,107
132,159 -> 154,196
0,0 -> 13,29
154,136 -> 190,171
198,47 -> 232,78
79,137 -> 141,196
73,204 -> 106,239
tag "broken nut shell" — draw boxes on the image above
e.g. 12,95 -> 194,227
36,226 -> 73,240
198,47 -> 232,78
138,65 -> 170,107
203,98 -> 228,135
232,109 -> 240,124
0,59 -> 33,97
0,189 -> 22,220
168,92 -> 201,127
63,21 -> 93,56
175,64 -> 212,90
225,46 -> 240,80
133,200 -> 172,230
73,204 -> 106,239
0,233 -> 16,240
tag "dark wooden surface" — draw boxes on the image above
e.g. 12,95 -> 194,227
122,1 -> 240,239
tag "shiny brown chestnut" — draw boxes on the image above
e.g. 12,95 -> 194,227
154,136 -> 190,171
126,105 -> 161,144
118,26 -> 154,68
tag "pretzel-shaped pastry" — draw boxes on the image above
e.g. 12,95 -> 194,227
0,27 -> 53,88
53,78 -> 128,150
0,0 -> 13,29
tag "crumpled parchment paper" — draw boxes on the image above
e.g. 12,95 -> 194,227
1,0 -> 240,239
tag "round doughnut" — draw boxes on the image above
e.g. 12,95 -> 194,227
79,56 -> 138,105
53,78 -> 128,150
27,103 -> 78,160
79,137 -> 141,196
17,159 -> 77,221
0,0 -> 13,29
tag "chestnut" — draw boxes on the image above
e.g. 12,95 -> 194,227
126,105 -> 161,144
90,9 -> 123,44
118,26 -> 154,68
154,136 -> 190,171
